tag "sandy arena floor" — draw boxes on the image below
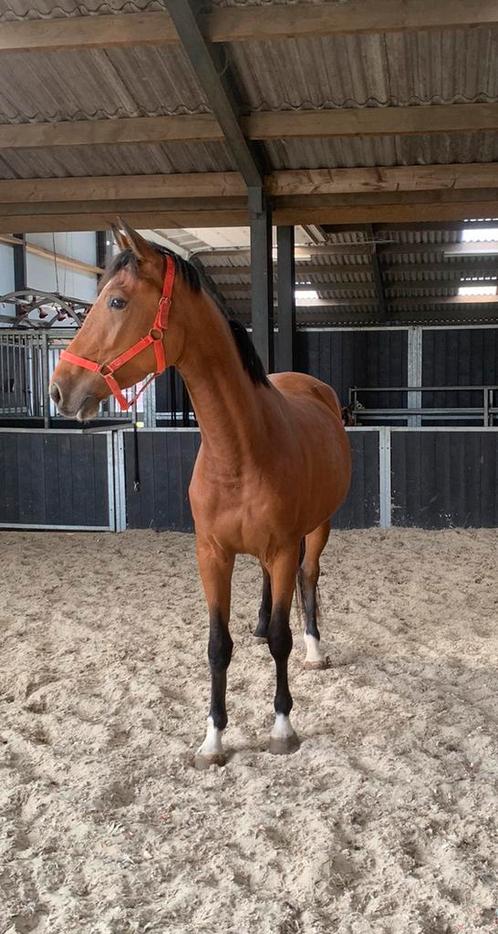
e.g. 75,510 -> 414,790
0,528 -> 497,934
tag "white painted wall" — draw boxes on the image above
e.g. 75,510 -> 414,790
0,242 -> 16,321
0,232 -> 98,328
26,232 -> 98,306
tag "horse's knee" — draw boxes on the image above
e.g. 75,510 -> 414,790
268,608 -> 293,659
208,614 -> 233,670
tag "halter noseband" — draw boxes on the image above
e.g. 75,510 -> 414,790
60,255 -> 176,412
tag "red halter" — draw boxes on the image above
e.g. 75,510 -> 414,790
60,255 -> 176,412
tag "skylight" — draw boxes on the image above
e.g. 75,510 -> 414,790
461,226 -> 498,242
458,284 -> 497,296
296,289 -> 319,302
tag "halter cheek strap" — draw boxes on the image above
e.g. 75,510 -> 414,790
60,255 -> 176,412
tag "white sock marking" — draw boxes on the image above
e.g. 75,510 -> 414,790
271,713 -> 295,740
197,716 -> 224,757
304,633 -> 325,663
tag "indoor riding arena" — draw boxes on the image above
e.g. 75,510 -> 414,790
0,4 -> 497,934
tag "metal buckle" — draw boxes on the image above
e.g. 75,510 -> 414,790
149,327 -> 163,341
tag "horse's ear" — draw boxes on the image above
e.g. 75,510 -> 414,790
116,217 -> 151,261
110,223 -> 128,253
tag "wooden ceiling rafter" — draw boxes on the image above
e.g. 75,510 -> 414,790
0,2 -> 496,53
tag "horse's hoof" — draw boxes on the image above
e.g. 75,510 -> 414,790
253,635 -> 267,644
269,733 -> 300,756
304,655 -> 331,671
194,752 -> 226,770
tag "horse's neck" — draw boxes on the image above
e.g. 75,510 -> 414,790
176,294 -> 267,470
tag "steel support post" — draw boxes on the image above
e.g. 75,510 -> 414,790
276,226 -> 296,372
249,187 -> 274,373
12,233 -> 27,318
407,326 -> 423,426
41,331 -> 50,428
379,426 -> 392,529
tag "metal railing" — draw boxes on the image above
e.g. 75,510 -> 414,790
0,329 -> 141,425
156,368 -> 196,427
348,385 -> 498,427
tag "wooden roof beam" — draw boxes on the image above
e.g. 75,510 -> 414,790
0,115 -> 222,150
3,165 -> 498,201
6,191 -> 498,232
207,1 -> 498,41
246,103 -> 498,140
1,2 -> 496,53
3,106 -> 498,149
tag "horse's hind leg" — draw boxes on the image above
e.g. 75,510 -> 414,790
299,520 -> 330,671
267,545 -> 301,755
253,566 -> 271,641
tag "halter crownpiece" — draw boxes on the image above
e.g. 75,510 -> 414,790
60,254 -> 176,412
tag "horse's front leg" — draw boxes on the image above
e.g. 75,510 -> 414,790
253,565 -> 271,641
267,545 -> 301,755
194,538 -> 234,770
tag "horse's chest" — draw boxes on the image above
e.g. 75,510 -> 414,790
190,479 -> 289,553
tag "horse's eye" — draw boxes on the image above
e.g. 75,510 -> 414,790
108,297 -> 127,310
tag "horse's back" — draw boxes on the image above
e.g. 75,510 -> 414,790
269,371 -> 342,421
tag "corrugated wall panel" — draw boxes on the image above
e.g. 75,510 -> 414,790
422,328 -> 498,408
335,430 -> 380,529
124,430 -> 200,531
391,430 -> 498,528
125,428 -> 379,532
0,430 -> 110,527
296,330 -> 408,408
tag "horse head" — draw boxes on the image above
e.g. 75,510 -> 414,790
50,220 -> 185,420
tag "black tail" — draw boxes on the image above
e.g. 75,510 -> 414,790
295,538 -> 321,625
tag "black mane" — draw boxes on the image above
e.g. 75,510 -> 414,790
103,242 -> 269,387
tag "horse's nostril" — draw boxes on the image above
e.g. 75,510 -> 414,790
50,382 -> 61,406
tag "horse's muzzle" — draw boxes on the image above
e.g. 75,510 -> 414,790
49,376 -> 100,421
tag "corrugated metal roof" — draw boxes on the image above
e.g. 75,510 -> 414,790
0,141 -> 235,178
0,0 -> 496,325
229,30 -> 498,111
0,47 -> 209,123
0,0 -> 161,20
263,131 -> 498,170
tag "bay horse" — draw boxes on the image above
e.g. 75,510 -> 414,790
50,222 -> 351,769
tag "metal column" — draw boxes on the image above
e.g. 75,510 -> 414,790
407,326 -> 423,426
96,230 -> 113,276
379,426 -> 392,528
142,380 -> 157,428
41,331 -> 50,428
13,234 -> 27,318
112,430 -> 127,532
276,226 -> 296,372
249,188 -> 274,373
